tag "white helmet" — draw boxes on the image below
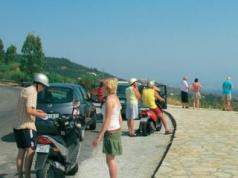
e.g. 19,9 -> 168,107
129,78 -> 137,85
33,73 -> 49,87
147,80 -> 155,87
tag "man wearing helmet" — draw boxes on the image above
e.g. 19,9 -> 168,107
13,73 -> 49,178
142,80 -> 172,135
125,78 -> 141,136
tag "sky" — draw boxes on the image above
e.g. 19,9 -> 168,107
1,0 -> 238,90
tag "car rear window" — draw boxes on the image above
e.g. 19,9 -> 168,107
38,86 -> 73,103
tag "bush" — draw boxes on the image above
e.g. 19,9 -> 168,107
8,71 -> 28,82
0,63 -> 10,73
48,73 -> 75,83
78,75 -> 97,90
9,63 -> 20,71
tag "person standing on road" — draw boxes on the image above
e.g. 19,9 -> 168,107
222,76 -> 232,111
92,78 -> 122,178
142,80 -> 172,134
97,80 -> 104,104
125,78 -> 141,137
180,76 -> 189,108
13,73 -> 49,178
191,78 -> 202,109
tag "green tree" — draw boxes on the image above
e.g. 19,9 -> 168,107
5,45 -> 17,64
20,33 -> 45,76
0,38 -> 5,63
78,75 -> 97,90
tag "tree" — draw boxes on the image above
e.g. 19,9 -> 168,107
5,45 -> 17,64
20,33 -> 45,76
0,38 -> 4,63
78,75 -> 97,90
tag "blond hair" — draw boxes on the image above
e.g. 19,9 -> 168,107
104,78 -> 118,95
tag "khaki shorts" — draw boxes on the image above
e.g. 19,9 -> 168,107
224,94 -> 231,101
193,92 -> 201,100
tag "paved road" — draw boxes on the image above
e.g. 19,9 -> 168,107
157,106 -> 238,178
0,86 -> 174,178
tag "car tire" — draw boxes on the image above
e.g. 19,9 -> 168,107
97,113 -> 103,120
80,129 -> 85,141
89,113 -> 97,130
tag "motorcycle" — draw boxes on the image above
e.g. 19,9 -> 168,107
137,106 -> 162,136
34,113 -> 85,178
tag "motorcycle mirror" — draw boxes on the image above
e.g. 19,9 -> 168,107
73,100 -> 80,108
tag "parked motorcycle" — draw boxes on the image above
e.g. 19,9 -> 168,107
137,106 -> 162,136
35,113 -> 85,178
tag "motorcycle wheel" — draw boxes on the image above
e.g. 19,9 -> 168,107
36,161 -> 65,178
141,120 -> 155,136
149,120 -> 156,134
156,119 -> 162,131
141,120 -> 150,136
66,163 -> 79,175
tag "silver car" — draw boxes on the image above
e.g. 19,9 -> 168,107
36,83 -> 97,133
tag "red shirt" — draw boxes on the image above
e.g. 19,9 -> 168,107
97,87 -> 104,102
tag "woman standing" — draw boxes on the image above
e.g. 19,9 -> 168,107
191,78 -> 202,109
125,78 -> 141,136
92,78 -> 122,178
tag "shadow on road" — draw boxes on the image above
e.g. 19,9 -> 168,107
1,132 -> 15,142
0,173 -> 15,178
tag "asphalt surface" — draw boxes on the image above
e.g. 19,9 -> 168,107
0,86 -> 174,178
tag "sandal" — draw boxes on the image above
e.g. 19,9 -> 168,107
128,133 -> 137,137
164,130 -> 173,135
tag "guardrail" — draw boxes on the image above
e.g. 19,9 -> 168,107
0,79 -> 32,87
0,79 -> 19,86
20,81 -> 32,87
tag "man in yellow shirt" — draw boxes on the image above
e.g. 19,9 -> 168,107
142,80 -> 172,134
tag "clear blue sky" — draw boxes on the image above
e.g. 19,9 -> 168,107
1,0 -> 238,90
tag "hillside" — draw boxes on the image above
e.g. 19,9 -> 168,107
45,57 -> 113,79
0,55 -> 114,89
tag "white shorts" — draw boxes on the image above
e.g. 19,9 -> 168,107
126,103 -> 138,120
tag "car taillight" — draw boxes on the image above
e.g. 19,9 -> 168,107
37,136 -> 53,145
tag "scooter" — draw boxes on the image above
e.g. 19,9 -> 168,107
137,106 -> 162,136
34,113 -> 85,178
